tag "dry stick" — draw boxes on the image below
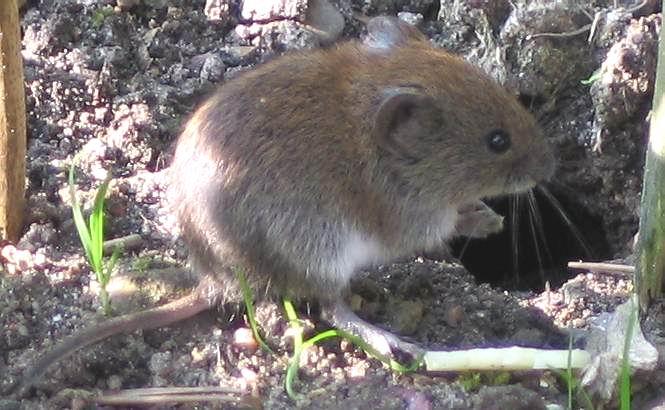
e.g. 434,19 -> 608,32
0,0 -> 27,242
424,346 -> 590,372
94,387 -> 259,408
102,233 -> 143,254
568,261 -> 635,275
527,24 -> 592,41
636,0 -> 665,311
588,11 -> 603,43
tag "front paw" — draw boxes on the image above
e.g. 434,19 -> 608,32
455,201 -> 504,238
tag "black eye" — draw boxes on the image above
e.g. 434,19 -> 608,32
486,129 -> 511,153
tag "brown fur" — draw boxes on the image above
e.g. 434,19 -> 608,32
170,18 -> 554,301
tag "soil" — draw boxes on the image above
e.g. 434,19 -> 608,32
1,0 -> 664,409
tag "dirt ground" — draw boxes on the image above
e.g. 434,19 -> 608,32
1,0 -> 665,409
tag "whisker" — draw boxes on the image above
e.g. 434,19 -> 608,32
536,185 -> 594,258
526,191 -> 546,286
527,190 -> 554,267
264,276 -> 272,299
458,233 -> 474,261
510,194 -> 521,284
457,203 -> 494,260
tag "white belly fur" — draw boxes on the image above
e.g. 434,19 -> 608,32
329,208 -> 458,283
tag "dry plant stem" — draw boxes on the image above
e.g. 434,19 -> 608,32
567,261 -> 635,275
423,347 -> 590,372
588,11 -> 603,43
636,8 -> 665,311
527,25 -> 591,40
102,233 -> 142,254
94,387 -> 258,408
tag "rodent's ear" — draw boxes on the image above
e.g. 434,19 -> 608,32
373,87 -> 437,164
363,16 -> 426,51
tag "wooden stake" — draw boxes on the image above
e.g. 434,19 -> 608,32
636,2 -> 665,312
0,0 -> 26,242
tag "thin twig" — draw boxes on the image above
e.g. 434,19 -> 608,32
588,11 -> 603,43
102,233 -> 143,254
527,24 -> 592,40
567,261 -> 635,274
94,386 -> 260,408
424,346 -> 590,371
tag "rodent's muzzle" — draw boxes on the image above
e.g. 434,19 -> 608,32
506,147 -> 556,193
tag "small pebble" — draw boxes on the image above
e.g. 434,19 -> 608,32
346,362 -> 366,379
239,367 -> 258,383
233,327 -> 258,350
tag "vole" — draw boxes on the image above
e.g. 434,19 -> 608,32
18,16 -> 555,390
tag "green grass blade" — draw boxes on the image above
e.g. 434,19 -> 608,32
68,160 -> 117,316
333,328 -> 423,373
107,244 -> 121,272
282,299 -> 423,400
69,162 -> 94,265
283,299 -> 299,323
88,213 -> 102,273
104,245 -> 121,286
89,176 -> 111,275
283,299 -> 304,400
283,299 -> 303,353
285,350 -> 301,400
235,268 -> 273,353
580,70 -> 602,85
301,329 -> 341,347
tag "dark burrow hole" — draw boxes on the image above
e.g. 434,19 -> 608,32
450,186 -> 613,291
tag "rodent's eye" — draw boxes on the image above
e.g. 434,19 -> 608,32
486,129 -> 511,154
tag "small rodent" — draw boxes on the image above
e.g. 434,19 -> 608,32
19,16 -> 554,390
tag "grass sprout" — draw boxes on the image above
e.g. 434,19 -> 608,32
235,267 -> 273,353
282,299 -> 422,400
69,161 -> 120,316
580,69 -> 602,85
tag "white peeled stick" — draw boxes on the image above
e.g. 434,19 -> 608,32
423,346 -> 591,371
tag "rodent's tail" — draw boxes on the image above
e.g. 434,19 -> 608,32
15,287 -> 213,395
